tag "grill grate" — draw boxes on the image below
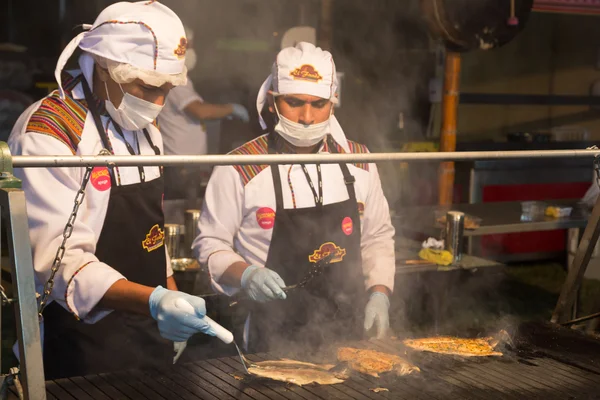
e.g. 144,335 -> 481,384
44,325 -> 600,400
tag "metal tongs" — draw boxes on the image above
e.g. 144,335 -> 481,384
172,298 -> 253,373
228,253 -> 335,307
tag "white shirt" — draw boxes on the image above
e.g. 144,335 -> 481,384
8,71 -> 172,324
159,78 -> 206,155
193,134 -> 396,296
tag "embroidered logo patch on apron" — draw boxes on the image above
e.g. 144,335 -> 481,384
141,224 -> 165,252
256,207 -> 276,229
91,167 -> 111,191
308,242 -> 346,264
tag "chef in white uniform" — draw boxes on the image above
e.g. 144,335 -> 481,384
160,26 -> 249,201
9,1 -> 215,379
194,42 -> 395,352
160,26 -> 249,157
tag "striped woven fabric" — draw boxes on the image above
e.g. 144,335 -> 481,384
26,73 -> 88,154
324,138 -> 370,171
230,134 -> 371,186
230,134 -> 270,185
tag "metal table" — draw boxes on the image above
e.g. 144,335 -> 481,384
394,199 -> 588,237
394,237 -> 505,274
38,323 -> 600,400
394,199 -> 589,262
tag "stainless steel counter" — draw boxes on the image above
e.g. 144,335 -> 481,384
394,199 -> 588,237
394,237 -> 505,274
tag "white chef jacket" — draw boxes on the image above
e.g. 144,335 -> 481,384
8,70 -> 172,324
193,134 -> 396,296
159,77 -> 207,155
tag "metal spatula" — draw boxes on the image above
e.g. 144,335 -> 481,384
172,299 -> 250,373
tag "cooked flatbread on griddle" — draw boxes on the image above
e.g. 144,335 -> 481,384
403,336 -> 503,357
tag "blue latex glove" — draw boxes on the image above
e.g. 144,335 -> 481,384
229,103 -> 250,123
364,292 -> 390,339
241,265 -> 287,303
148,286 -> 216,342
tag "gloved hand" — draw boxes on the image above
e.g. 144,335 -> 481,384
241,265 -> 287,303
149,286 -> 216,342
364,292 -> 390,339
229,103 -> 250,123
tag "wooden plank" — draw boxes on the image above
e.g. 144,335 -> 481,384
53,378 -> 95,400
153,366 -> 220,400
68,376 -> 112,400
97,372 -> 148,400
83,375 -> 132,400
110,371 -> 166,400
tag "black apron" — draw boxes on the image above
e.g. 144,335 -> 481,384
246,135 -> 366,354
42,80 -> 171,379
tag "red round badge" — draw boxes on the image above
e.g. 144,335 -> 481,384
342,217 -> 353,235
90,167 -> 111,191
256,207 -> 275,229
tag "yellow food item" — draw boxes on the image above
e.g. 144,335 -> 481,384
418,248 -> 453,266
403,336 -> 503,357
337,347 -> 420,378
247,359 -> 344,386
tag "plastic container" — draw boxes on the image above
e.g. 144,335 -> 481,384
520,201 -> 546,222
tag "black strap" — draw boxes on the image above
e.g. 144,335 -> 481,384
82,78 -> 161,182
327,136 -> 357,202
300,163 -> 323,207
268,134 -> 285,209
268,133 -> 357,208
82,78 -> 117,186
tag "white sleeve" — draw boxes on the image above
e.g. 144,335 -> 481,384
360,164 -> 396,293
169,80 -> 204,112
193,166 -> 246,296
9,133 -> 126,323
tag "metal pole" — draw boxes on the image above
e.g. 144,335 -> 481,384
552,191 -> 600,324
317,0 -> 334,51
8,149 -> 600,168
0,189 -> 46,400
438,52 -> 461,205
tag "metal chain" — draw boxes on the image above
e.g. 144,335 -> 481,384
0,367 -> 23,400
0,285 -> 12,306
37,150 -> 111,317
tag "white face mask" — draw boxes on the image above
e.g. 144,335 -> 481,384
273,102 -> 331,147
104,82 -> 164,131
185,49 -> 197,71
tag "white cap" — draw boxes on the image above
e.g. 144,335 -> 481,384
271,42 -> 338,102
257,42 -> 350,152
55,1 -> 187,98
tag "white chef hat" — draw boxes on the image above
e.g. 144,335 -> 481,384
257,42 -> 349,151
55,1 -> 188,99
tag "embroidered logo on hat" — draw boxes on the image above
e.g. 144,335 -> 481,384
290,64 -> 323,83
142,224 -> 165,252
174,37 -> 187,59
308,242 -> 346,264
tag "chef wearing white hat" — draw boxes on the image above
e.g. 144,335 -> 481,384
8,1 -> 216,378
194,42 -> 395,351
